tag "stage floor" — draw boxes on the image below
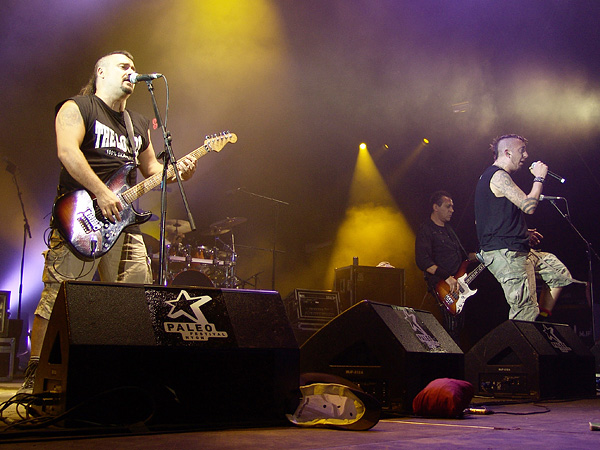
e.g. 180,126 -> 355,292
1,381 -> 599,449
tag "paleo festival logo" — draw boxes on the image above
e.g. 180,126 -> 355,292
163,290 -> 228,341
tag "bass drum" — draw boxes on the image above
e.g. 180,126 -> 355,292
169,270 -> 215,287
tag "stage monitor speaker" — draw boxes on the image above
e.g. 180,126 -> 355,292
465,320 -> 596,400
34,281 -> 299,429
334,265 -> 405,312
300,300 -> 463,413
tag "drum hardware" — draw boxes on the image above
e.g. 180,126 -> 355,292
200,216 -> 247,236
201,227 -> 230,236
158,216 -> 248,288
210,216 -> 247,229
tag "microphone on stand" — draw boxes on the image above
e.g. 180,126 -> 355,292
3,157 -> 17,174
539,195 -> 565,201
529,162 -> 566,184
128,72 -> 163,84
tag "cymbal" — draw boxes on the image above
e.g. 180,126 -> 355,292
201,226 -> 231,236
209,217 -> 247,229
165,219 -> 192,235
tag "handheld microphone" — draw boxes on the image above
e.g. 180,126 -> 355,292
529,162 -> 566,184
128,73 -> 163,84
539,195 -> 565,201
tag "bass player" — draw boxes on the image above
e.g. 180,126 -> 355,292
415,191 -> 477,345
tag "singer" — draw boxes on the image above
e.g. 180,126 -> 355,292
17,50 -> 198,395
474,134 -> 583,322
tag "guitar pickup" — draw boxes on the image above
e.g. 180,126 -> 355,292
77,208 -> 102,233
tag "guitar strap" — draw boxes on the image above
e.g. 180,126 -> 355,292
123,110 -> 140,166
446,225 -> 468,259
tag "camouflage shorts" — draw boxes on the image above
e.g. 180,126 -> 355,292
479,249 -> 577,321
36,230 -> 152,320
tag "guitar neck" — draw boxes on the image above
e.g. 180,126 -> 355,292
120,145 -> 209,204
464,262 -> 485,285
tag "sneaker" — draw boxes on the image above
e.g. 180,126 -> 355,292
17,360 -> 38,395
286,382 -> 381,431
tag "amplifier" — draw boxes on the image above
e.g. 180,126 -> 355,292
334,265 -> 405,312
284,289 -> 341,329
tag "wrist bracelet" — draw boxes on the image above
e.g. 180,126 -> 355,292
533,176 -> 545,184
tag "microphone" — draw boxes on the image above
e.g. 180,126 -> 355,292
3,157 -> 16,174
128,73 -> 163,84
529,162 -> 566,184
539,195 -> 565,201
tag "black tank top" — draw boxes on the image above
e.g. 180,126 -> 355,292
474,165 -> 529,252
55,95 -> 150,197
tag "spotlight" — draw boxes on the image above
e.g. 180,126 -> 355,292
423,138 -> 430,145
359,143 -> 367,151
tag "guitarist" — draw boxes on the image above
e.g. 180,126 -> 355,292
415,191 -> 477,345
19,51 -> 197,394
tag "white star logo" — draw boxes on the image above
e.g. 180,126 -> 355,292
165,291 -> 212,323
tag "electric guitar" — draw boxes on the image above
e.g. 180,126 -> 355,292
52,132 -> 237,260
434,260 -> 486,316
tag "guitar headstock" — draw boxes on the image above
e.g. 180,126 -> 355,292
205,131 -> 238,152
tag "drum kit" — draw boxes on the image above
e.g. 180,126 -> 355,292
145,216 -> 247,288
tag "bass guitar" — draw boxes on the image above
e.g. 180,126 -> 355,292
52,132 -> 237,260
435,260 -> 486,316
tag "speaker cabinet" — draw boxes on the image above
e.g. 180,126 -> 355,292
34,281 -> 299,429
300,300 -> 463,412
465,320 -> 596,400
334,265 -> 405,312
551,304 -> 594,348
0,291 -> 9,338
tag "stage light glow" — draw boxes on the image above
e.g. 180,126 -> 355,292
509,69 -> 600,138
359,143 -> 367,151
387,139 -> 429,186
325,143 -> 421,305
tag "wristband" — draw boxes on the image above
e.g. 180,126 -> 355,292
434,267 -> 451,280
533,176 -> 545,184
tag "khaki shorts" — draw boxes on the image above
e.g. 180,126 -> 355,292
36,230 -> 153,320
480,249 -> 576,321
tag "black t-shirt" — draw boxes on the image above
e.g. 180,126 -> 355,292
474,165 -> 529,252
415,219 -> 464,288
55,94 -> 150,197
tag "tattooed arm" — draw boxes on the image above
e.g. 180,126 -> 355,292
489,168 -> 545,214
56,100 -> 123,222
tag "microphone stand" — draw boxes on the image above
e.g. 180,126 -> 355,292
546,198 -> 600,340
143,79 -> 196,285
5,160 -> 30,321
239,189 -> 289,290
